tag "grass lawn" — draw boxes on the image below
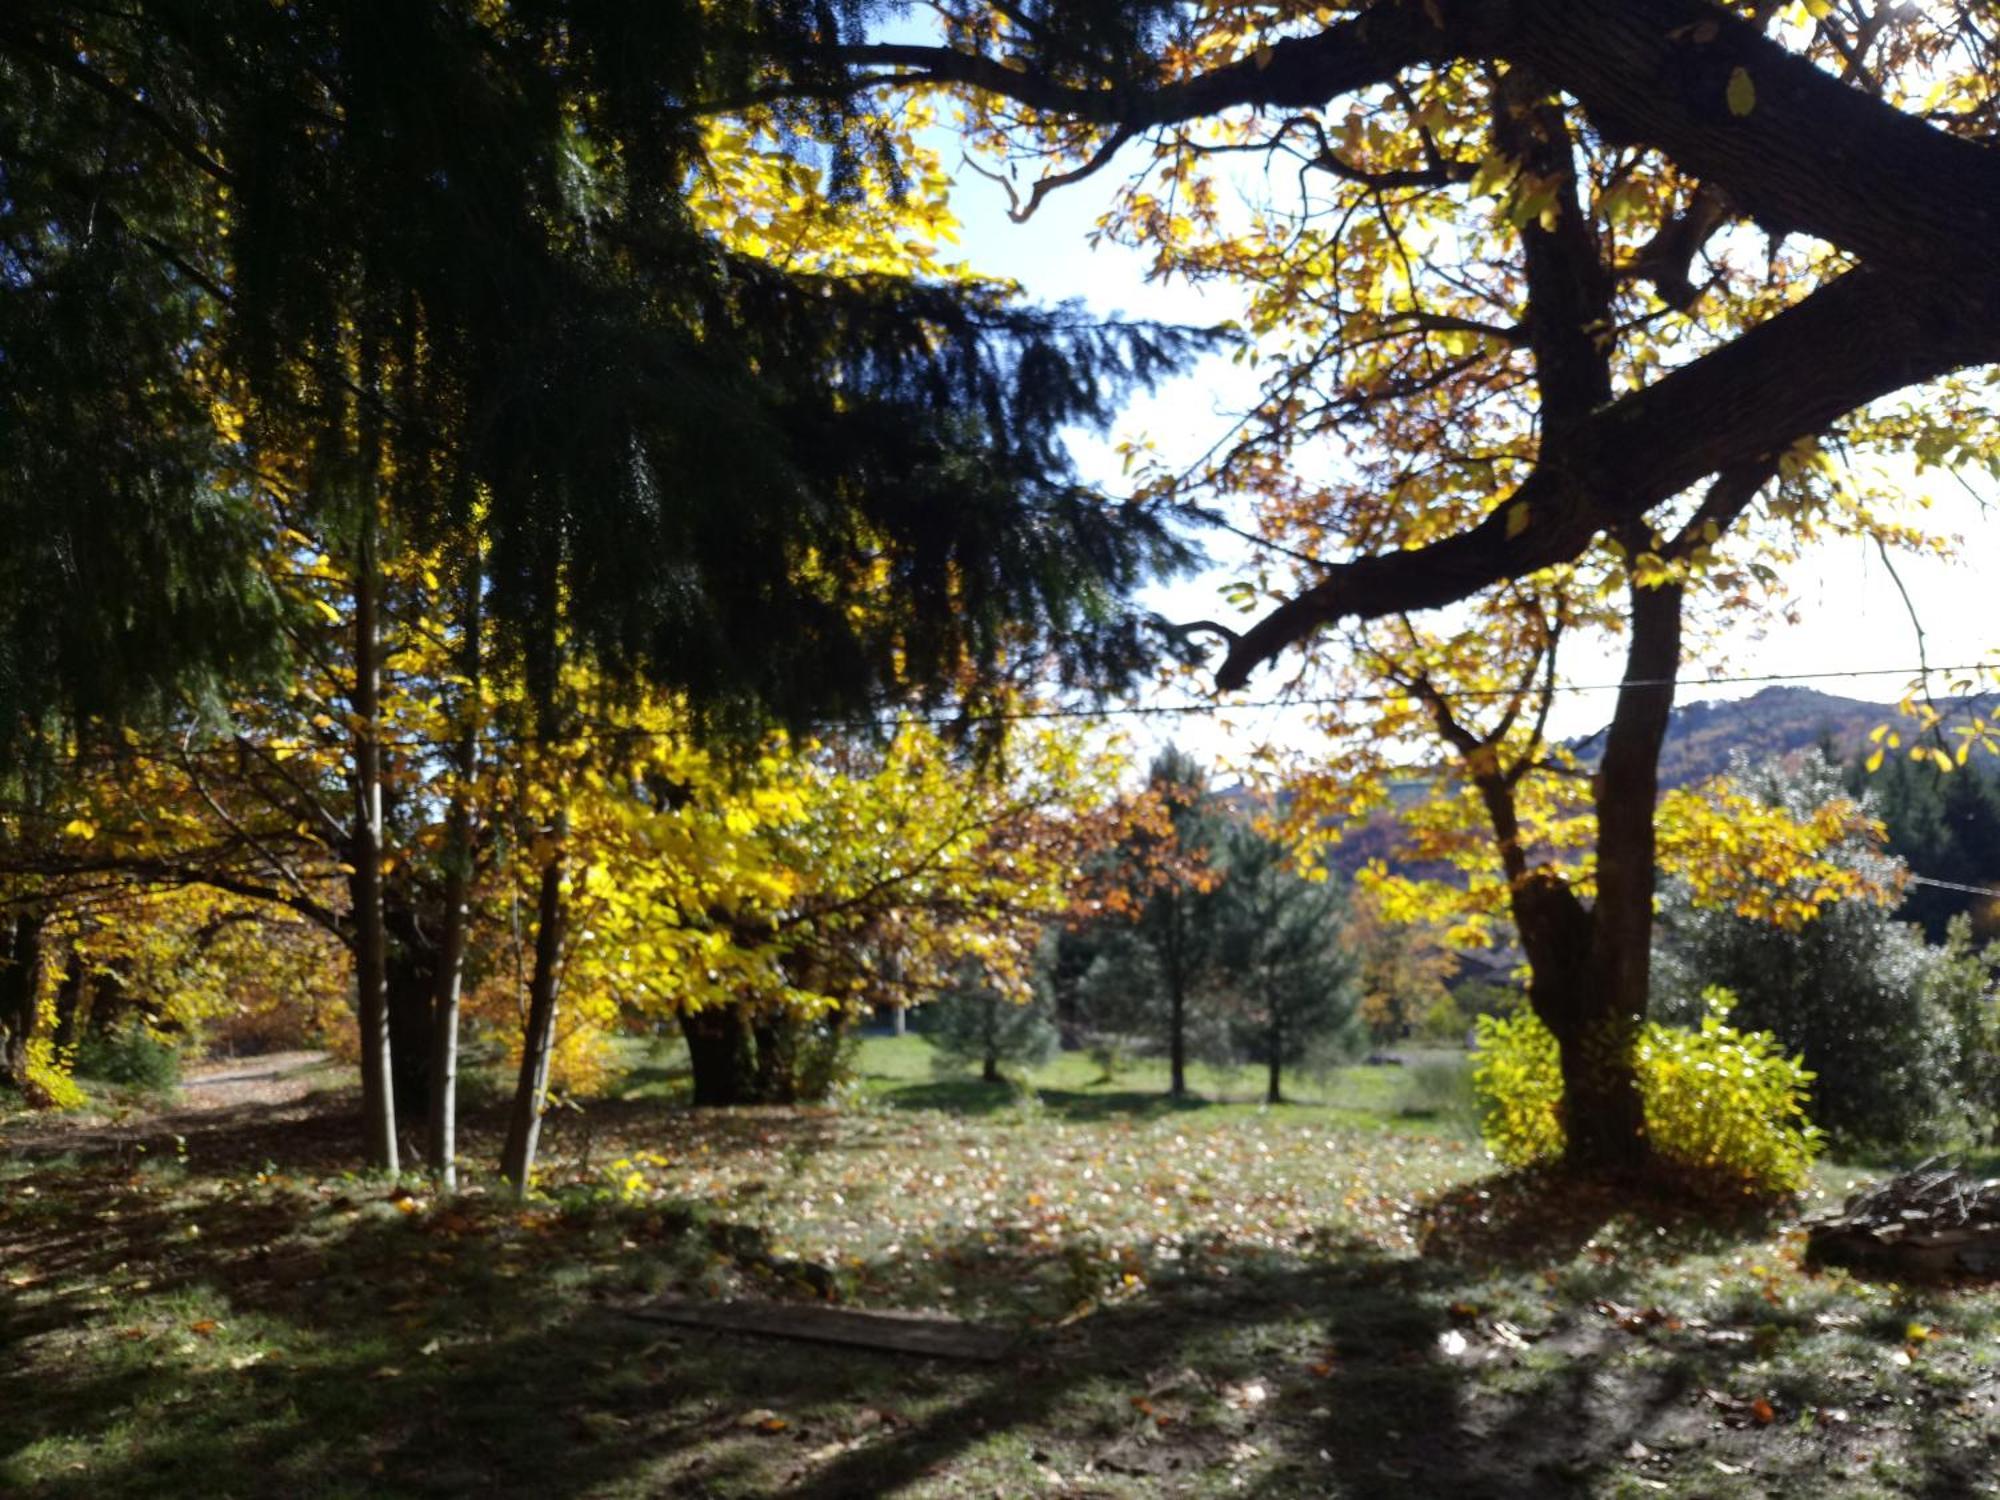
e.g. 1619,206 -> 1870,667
2,1035 -> 1996,1498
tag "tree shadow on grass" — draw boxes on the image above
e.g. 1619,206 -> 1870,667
8,1112 -> 1995,1500
1411,1165 -> 1791,1272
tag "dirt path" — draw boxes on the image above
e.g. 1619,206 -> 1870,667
4,1049 -> 344,1161
179,1050 -> 336,1112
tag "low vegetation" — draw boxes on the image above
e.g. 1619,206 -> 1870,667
4,1038 -> 1997,1499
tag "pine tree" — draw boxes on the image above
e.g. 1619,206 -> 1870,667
1088,748 -> 1229,1097
924,959 -> 1059,1084
1210,822 -> 1361,1105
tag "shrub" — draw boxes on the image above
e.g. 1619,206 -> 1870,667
1471,1011 -> 1564,1164
1399,1055 -> 1481,1135
74,1021 -> 183,1094
1654,753 -> 1963,1150
1472,991 -> 1823,1195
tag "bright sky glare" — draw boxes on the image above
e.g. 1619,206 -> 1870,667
940,146 -> 2000,767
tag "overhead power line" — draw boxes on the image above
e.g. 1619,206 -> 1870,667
1905,873 -> 2000,901
43,660 -> 2000,763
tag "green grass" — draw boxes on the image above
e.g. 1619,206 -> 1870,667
611,1030 -> 1464,1129
3,1042 -> 1998,1499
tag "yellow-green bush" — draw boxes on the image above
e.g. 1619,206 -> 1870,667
1471,990 -> 1823,1195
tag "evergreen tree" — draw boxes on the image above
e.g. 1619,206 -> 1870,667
1,3 -> 1212,1166
1082,747 -> 1228,1097
1210,822 -> 1361,1105
924,958 -> 1059,1084
1853,752 -> 2000,942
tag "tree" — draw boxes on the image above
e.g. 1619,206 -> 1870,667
3,4 -> 1230,1169
1083,746 -> 1228,1098
925,956 -> 1060,1083
1209,820 -> 1361,1104
808,1 -> 2000,675
784,1 -> 2000,1171
505,703 -> 1122,1133
1851,751 -> 2000,943
1654,755 -> 1963,1150
1341,887 -> 1459,1047
1273,585 -> 1890,1169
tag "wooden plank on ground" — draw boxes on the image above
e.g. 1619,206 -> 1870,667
625,1298 -> 1016,1362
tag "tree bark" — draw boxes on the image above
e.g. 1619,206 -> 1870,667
1266,1002 -> 1284,1106
1567,574 -> 1685,1175
350,509 -> 398,1173
750,1012 -> 799,1104
427,550 -> 482,1192
383,898 -> 436,1118
51,946 -> 85,1056
501,829 -> 568,1195
0,909 -> 47,1092
1167,891 -> 1188,1099
427,815 -> 472,1191
681,1003 -> 758,1106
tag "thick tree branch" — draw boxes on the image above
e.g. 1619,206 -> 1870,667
830,4 -> 1465,130
1214,265 -> 1999,689
831,2 -> 2000,276
1504,0 -> 2000,273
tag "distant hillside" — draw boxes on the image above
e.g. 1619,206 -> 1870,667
1570,684 -> 2000,788
1280,685 -> 1998,883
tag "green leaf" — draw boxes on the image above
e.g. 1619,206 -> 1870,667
1726,67 -> 1757,117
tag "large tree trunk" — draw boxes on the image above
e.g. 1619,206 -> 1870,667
681,1003 -> 759,1105
750,1012 -> 799,1104
501,833 -> 568,1195
1565,575 -> 1685,1175
350,511 -> 398,1173
1460,724 -> 1624,1175
0,909 -> 47,1093
51,945 -> 85,1056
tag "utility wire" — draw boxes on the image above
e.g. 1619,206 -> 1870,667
37,659 -> 2000,763
1905,873 -> 2000,901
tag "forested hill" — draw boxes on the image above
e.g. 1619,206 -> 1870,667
1570,685 -> 2000,788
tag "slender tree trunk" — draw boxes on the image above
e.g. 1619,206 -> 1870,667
0,909 -> 47,1092
427,565 -> 481,1192
1266,1001 -> 1284,1106
1167,892 -> 1188,1099
351,511 -> 398,1173
890,1002 -> 906,1037
427,811 -> 472,1191
501,825 -> 568,1195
